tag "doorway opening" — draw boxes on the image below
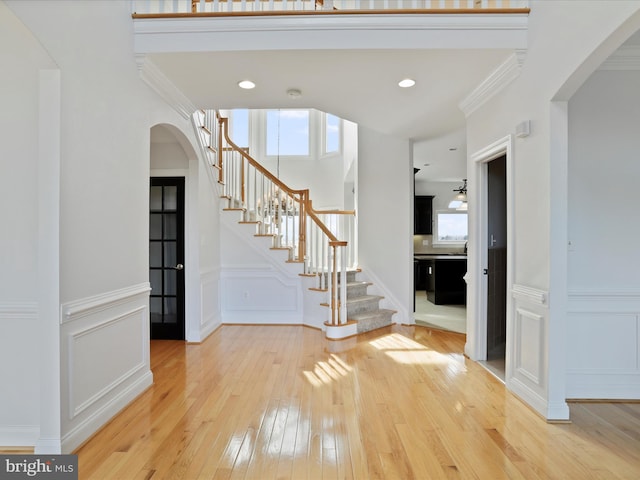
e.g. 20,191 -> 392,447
149,176 -> 185,340
467,135 -> 514,383
485,154 -> 507,379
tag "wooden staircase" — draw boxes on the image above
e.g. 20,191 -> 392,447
196,109 -> 396,338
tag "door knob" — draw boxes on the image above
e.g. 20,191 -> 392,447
173,264 -> 184,271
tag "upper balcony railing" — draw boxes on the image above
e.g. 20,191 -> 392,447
132,0 -> 529,16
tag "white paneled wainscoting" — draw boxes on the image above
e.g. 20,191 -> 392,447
506,284 -> 570,420
566,290 -> 640,399
220,265 -> 303,325
60,283 -> 153,453
194,268 -> 222,342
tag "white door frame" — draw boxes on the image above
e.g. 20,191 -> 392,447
465,135 -> 515,379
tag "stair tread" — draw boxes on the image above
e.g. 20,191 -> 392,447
343,281 -> 372,288
346,294 -> 383,304
349,309 -> 396,321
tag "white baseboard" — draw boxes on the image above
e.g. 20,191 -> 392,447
508,376 -> 569,421
61,370 -> 153,453
0,426 -> 39,448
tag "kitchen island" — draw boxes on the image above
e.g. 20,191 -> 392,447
414,254 -> 467,305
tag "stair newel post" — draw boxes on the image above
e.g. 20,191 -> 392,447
330,243 -> 338,325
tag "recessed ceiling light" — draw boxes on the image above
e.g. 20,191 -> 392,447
287,88 -> 302,99
398,78 -> 416,88
238,80 -> 256,90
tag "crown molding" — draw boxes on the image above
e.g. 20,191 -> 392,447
136,54 -> 196,119
459,49 -> 526,117
598,45 -> 640,71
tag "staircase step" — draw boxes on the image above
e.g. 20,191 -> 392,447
350,309 -> 396,334
343,281 -> 371,298
346,295 -> 383,316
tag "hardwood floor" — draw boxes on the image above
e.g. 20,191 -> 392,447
75,325 -> 640,479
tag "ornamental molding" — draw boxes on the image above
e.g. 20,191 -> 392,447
136,54 -> 196,120
459,49 -> 527,117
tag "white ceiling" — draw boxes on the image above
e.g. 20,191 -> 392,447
136,11 -> 532,184
150,48 -> 511,183
143,13 -> 640,185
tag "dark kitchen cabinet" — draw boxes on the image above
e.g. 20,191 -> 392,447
414,259 -> 431,291
427,257 -> 467,305
414,195 -> 434,234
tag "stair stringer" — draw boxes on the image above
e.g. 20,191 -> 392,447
220,211 -> 330,327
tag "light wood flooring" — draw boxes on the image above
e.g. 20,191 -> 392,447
75,324 -> 640,479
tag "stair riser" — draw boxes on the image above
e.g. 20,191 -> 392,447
344,284 -> 368,298
356,312 -> 395,333
347,298 -> 380,316
319,270 -> 360,286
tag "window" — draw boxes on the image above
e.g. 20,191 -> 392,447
435,210 -> 468,244
324,113 -> 340,153
266,109 -> 309,156
230,109 -> 249,148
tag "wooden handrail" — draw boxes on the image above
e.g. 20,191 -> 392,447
210,110 -> 352,326
133,8 -> 529,19
313,209 -> 356,216
219,116 -> 308,199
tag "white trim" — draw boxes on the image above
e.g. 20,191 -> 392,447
459,50 -> 526,117
36,69 -> 62,455
136,55 -> 196,119
133,14 -> 528,53
0,426 -> 40,447
61,283 -> 151,324
512,284 -> 547,305
466,135 -> 514,363
325,322 -> 358,340
0,302 -> 38,320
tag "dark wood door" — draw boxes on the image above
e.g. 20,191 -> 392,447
487,156 -> 507,361
149,177 -> 185,340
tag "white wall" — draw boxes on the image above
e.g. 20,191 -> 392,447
0,0 -> 57,447
2,0 -> 225,452
358,126 -> 412,324
465,1 -> 640,418
566,69 -> 640,398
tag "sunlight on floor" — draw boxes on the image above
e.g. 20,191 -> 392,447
369,333 -> 467,372
303,353 -> 352,387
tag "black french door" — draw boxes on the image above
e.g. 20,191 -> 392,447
149,177 -> 185,340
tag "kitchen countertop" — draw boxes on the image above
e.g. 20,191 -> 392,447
414,254 -> 467,260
